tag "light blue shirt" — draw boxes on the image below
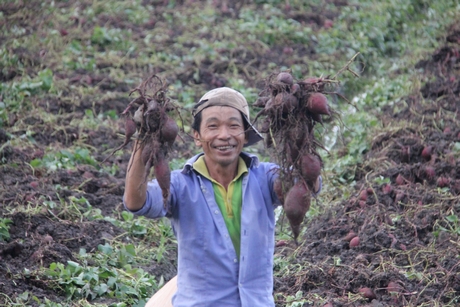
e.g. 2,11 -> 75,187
125,152 -> 281,307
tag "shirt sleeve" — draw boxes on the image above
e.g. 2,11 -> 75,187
264,162 -> 282,207
123,178 -> 175,219
313,175 -> 323,196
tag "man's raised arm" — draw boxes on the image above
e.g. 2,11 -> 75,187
124,141 -> 148,211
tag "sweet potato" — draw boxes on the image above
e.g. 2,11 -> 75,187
290,83 -> 300,95
273,92 -> 298,113
424,166 -> 435,179
344,230 -> 357,241
387,281 -> 402,293
283,181 -> 311,244
133,103 -> 145,130
300,153 -> 321,187
282,92 -> 299,112
145,100 -> 162,132
382,183 -> 392,194
254,96 -> 270,108
299,77 -> 326,92
125,117 -> 137,140
276,72 -> 294,85
102,117 -> 137,163
436,176 -> 450,188
273,177 -> 285,204
307,92 -> 331,115
358,287 -> 376,300
395,174 -> 406,185
260,117 -> 271,134
359,189 -> 368,201
154,151 -> 171,206
161,116 -> 179,146
349,236 -> 360,248
421,145 -> 432,161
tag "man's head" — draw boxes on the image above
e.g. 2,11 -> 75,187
191,87 -> 263,146
192,87 -> 263,168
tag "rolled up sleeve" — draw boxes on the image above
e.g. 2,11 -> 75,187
123,179 -> 171,219
313,175 -> 323,196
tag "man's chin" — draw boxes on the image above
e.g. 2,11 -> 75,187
214,156 -> 237,167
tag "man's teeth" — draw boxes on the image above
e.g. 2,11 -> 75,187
216,146 -> 234,149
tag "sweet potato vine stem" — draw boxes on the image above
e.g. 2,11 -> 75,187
331,52 -> 361,80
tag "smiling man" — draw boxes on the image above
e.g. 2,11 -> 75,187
123,87 -> 321,307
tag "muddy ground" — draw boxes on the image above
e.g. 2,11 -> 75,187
272,26 -> 460,306
1,1 -> 459,307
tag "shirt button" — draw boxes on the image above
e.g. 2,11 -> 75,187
234,258 -> 237,263
214,210 -> 218,214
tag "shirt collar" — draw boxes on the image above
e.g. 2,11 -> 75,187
182,152 -> 259,175
192,156 -> 248,182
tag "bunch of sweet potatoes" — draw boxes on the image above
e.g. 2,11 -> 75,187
255,71 -> 334,243
104,74 -> 179,206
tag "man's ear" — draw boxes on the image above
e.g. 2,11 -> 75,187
193,130 -> 202,147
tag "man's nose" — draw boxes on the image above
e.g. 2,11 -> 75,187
217,126 -> 231,139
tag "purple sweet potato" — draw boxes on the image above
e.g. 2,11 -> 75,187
273,177 -> 285,204
154,152 -> 171,206
306,92 -> 330,115
276,72 -> 294,85
161,116 -> 179,146
300,153 -> 321,187
283,181 -> 311,244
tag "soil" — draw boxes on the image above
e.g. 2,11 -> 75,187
273,27 -> 460,307
1,1 -> 459,306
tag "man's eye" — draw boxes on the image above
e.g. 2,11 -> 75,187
208,125 -> 217,129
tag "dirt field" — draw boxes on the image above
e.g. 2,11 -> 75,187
1,1 -> 459,306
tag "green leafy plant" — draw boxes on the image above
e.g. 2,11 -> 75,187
46,250 -> 158,303
286,291 -> 310,307
436,215 -> 460,236
0,68 -> 53,125
0,218 -> 13,242
30,148 -> 98,171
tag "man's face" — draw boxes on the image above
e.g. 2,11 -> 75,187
194,106 -> 248,169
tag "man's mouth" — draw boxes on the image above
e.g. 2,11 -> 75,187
214,145 -> 235,150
